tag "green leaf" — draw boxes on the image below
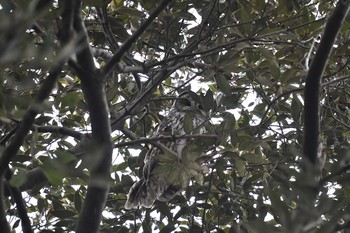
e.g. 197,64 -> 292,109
38,197 -> 47,213
106,85 -> 119,102
74,190 -> 83,212
208,83 -> 219,93
157,147 -> 178,163
160,224 -> 176,233
152,163 -> 175,177
215,74 -> 231,95
185,162 -> 205,185
84,0 -> 109,7
55,150 -> 76,164
9,168 -> 27,188
121,174 -> 133,186
218,51 -> 240,72
166,166 -> 181,185
141,0 -> 155,10
59,93 -> 80,108
110,0 -> 123,9
222,94 -> 241,109
115,7 -> 143,17
291,94 -> 302,122
229,174 -> 236,191
265,184 -> 291,226
183,113 -> 194,134
113,161 -> 128,171
50,209 -> 76,218
179,170 -> 190,187
202,89 -> 215,111
218,112 -> 236,144
181,143 -> 202,162
253,103 -> 267,118
231,156 -> 246,177
40,159 -> 67,186
246,69 -> 256,81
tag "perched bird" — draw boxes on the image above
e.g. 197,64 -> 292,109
125,91 -> 209,209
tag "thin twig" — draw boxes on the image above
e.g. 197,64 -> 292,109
102,0 -> 172,76
34,125 -> 83,140
114,134 -> 218,148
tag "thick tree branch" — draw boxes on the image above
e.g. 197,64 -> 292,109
72,2 -> 96,76
8,184 -> 33,233
0,0 -> 16,12
290,2 -> 350,231
303,0 -> 350,164
71,1 -> 113,233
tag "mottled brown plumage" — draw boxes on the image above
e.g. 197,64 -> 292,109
125,92 -> 208,209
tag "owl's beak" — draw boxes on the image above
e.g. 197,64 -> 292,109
197,108 -> 207,116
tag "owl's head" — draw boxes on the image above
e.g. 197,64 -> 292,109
174,91 -> 204,114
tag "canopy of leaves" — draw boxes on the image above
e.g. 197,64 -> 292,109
0,0 -> 350,232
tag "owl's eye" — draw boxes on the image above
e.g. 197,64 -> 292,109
198,104 -> 204,110
179,98 -> 191,107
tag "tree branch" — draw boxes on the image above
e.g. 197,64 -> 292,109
319,164 -> 350,185
71,1 -> 114,232
0,66 -> 62,233
110,68 -> 174,131
102,0 -> 172,76
290,2 -> 350,231
0,1 -> 74,232
8,184 -> 33,233
303,0 -> 350,164
71,1 -> 96,76
0,69 -> 62,171
34,125 -> 83,140
114,134 -> 218,148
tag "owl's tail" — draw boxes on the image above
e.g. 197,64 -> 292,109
124,177 -> 154,209
124,177 -> 181,209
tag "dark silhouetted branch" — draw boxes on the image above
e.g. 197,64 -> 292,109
102,0 -> 172,76
0,66 -> 62,233
303,0 -> 350,164
34,125 -> 83,140
71,1 -> 114,232
0,1 -> 73,231
8,185 -> 33,233
114,134 -> 218,148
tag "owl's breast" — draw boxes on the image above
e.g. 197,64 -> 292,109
157,109 -> 206,158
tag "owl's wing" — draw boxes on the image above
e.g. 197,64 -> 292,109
124,177 -> 148,209
124,177 -> 166,210
125,148 -> 157,209
124,173 -> 181,209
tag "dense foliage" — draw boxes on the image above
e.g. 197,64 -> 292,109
0,0 -> 350,232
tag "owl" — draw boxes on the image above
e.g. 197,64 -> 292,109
125,91 -> 209,209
